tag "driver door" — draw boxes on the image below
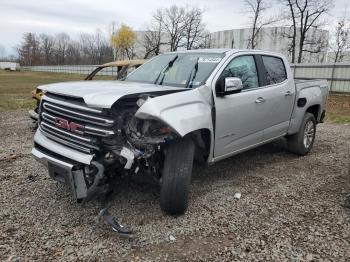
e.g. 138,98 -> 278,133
213,55 -> 265,158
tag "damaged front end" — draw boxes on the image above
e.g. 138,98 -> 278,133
33,91 -> 180,233
96,93 -> 178,187
33,91 -> 179,209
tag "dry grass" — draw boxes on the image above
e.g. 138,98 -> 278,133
0,70 -> 84,110
326,94 -> 350,124
0,70 -> 349,123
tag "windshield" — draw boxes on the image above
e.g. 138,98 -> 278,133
125,53 -> 224,88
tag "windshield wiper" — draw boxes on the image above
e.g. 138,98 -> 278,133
185,57 -> 199,88
154,55 -> 178,85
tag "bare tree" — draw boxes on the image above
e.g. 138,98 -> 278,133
143,9 -> 164,58
281,0 -> 333,63
54,33 -> 70,64
108,21 -> 118,60
244,0 -> 276,49
39,34 -> 55,65
77,31 -> 113,64
97,30 -> 114,63
80,31 -> 110,64
183,7 -> 206,50
91,29 -> 109,64
145,5 -> 207,55
162,5 -> 186,51
295,0 -> 332,63
66,41 -> 81,64
331,16 -> 350,62
0,45 -> 6,59
17,33 -> 40,65
285,0 -> 298,63
80,33 -> 99,63
17,30 -> 114,66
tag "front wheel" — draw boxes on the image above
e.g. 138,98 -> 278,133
160,137 -> 195,216
287,112 -> 316,156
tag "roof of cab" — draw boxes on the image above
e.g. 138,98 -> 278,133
166,48 -> 285,58
166,48 -> 232,54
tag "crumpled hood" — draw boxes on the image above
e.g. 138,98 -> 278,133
38,80 -> 187,108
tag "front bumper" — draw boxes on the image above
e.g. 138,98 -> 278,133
32,129 -> 95,200
33,129 -> 93,164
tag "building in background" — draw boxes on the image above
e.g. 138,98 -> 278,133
132,27 -> 330,63
133,31 -> 148,58
205,27 -> 329,63
132,30 -> 171,59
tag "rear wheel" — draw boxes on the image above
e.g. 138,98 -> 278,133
287,112 -> 316,156
160,137 -> 195,215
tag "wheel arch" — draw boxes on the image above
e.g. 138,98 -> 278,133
288,103 -> 321,135
306,104 -> 321,122
184,128 -> 213,163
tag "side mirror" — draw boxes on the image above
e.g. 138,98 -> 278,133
216,77 -> 243,97
224,77 -> 243,94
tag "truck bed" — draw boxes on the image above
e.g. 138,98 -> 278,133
294,78 -> 328,87
288,78 -> 329,134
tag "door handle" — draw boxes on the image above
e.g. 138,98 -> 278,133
255,97 -> 266,104
285,91 -> 293,96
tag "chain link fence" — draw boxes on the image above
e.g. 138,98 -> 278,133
291,63 -> 350,93
22,65 -> 118,76
22,63 -> 350,93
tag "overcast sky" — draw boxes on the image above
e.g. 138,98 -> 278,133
0,0 -> 347,55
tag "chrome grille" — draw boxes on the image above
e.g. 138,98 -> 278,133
39,93 -> 115,153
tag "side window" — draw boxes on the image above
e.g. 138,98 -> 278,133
262,56 -> 287,85
219,55 -> 259,90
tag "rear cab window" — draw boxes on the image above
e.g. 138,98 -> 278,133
261,56 -> 287,85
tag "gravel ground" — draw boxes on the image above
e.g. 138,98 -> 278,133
0,110 -> 349,261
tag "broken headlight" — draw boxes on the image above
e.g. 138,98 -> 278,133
126,117 -> 176,148
129,117 -> 172,137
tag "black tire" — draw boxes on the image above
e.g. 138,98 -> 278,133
160,137 -> 195,215
287,112 -> 316,156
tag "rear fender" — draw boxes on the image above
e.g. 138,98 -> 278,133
288,86 -> 322,134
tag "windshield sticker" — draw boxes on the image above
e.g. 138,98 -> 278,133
198,57 -> 222,63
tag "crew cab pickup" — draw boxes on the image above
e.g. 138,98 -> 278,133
32,49 -> 329,224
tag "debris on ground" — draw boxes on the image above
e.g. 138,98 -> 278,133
0,110 -> 349,261
168,234 -> 176,242
233,192 -> 241,200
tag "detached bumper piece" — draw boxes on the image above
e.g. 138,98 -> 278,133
95,208 -> 133,235
33,146 -> 107,202
32,146 -> 92,200
32,145 -> 133,234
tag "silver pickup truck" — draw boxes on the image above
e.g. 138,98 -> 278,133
32,49 -> 329,231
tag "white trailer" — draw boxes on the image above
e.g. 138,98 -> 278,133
0,62 -> 20,71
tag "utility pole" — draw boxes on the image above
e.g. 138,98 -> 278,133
112,21 -> 116,61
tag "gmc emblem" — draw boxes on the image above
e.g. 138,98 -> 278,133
55,117 -> 85,135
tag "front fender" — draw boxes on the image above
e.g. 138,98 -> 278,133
135,86 -> 215,162
135,87 -> 213,137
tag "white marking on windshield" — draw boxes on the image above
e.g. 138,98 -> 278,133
198,57 -> 222,63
